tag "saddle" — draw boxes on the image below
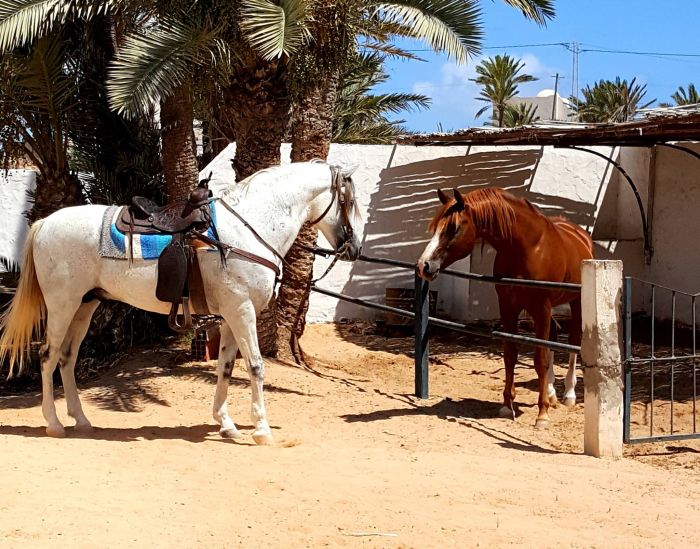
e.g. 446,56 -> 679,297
116,178 -> 222,333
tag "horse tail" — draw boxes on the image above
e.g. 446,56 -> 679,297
0,219 -> 47,377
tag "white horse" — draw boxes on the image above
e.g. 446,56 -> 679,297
0,161 -> 362,444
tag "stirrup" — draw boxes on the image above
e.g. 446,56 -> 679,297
168,298 -> 192,333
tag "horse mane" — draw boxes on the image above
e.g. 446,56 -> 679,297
220,166 -> 276,203
463,188 -> 518,242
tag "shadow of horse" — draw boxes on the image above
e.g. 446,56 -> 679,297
340,395 -> 567,455
0,422 -> 263,444
0,351 -> 321,415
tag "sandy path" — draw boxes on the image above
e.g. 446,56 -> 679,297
1,323 -> 699,548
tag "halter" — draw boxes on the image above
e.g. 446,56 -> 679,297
209,165 -> 356,283
307,166 -> 357,283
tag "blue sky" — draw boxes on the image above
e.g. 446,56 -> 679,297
375,0 -> 700,132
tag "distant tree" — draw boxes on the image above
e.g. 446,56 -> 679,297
502,102 -> 539,127
471,54 -> 537,127
570,77 -> 654,123
670,83 -> 699,106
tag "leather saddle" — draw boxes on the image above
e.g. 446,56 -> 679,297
116,177 -> 221,333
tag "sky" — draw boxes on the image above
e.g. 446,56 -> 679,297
374,0 -> 700,132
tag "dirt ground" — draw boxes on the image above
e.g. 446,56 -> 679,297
1,322 -> 699,548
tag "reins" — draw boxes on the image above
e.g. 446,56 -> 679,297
207,165 -> 352,284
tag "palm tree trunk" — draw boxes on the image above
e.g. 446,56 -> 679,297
28,170 -> 84,222
223,56 -> 290,181
160,80 -> 198,201
223,55 -> 291,357
276,74 -> 340,361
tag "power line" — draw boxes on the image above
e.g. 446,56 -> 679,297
389,42 -> 569,53
581,47 -> 700,58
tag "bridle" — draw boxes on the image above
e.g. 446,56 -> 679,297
306,166 -> 357,282
210,165 -> 356,282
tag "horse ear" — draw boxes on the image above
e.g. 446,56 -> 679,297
437,189 -> 450,204
452,188 -> 465,209
340,163 -> 358,178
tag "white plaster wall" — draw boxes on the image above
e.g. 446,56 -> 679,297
641,143 -> 700,323
203,144 -> 615,323
0,170 -> 36,269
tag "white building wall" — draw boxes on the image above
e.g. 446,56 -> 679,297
5,144 -> 691,324
203,143 -> 616,322
0,170 -> 36,269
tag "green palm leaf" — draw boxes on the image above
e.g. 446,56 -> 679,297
0,0 -> 62,51
107,18 -> 225,117
239,0 -> 310,61
375,0 -> 482,63
0,0 -> 114,51
500,0 -> 555,25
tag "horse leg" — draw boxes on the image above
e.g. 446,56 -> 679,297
547,318 -> 558,406
546,350 -> 558,406
532,307 -> 553,429
212,322 -> 243,440
58,301 -> 100,432
40,304 -> 81,438
564,299 -> 583,407
498,307 -> 519,419
221,300 -> 273,445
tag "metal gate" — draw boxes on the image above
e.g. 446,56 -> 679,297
623,277 -> 700,443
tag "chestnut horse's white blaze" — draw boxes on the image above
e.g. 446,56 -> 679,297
0,162 -> 362,442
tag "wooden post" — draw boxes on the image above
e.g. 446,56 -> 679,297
581,260 -> 624,458
414,273 -> 429,399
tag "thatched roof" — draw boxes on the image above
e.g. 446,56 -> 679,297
397,109 -> 700,148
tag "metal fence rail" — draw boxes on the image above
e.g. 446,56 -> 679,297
313,247 -> 581,291
623,276 -> 700,443
310,249 -> 582,398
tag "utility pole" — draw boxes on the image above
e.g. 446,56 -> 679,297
569,41 -> 580,100
551,73 -> 561,120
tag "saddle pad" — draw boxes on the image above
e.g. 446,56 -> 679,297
98,202 -> 218,260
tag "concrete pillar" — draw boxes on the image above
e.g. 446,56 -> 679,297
581,260 -> 624,458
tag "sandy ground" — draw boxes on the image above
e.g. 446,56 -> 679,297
1,322 -> 699,548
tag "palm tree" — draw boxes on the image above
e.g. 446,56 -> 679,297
0,0 -> 556,356
502,102 -> 539,127
670,83 -> 699,106
0,31 -> 84,220
570,77 -> 655,123
471,54 -> 537,127
333,53 -> 429,143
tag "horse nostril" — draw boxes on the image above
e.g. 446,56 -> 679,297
423,261 -> 431,274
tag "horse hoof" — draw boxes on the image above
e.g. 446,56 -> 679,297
498,406 -> 515,419
46,425 -> 66,438
534,419 -> 550,430
220,428 -> 243,440
252,431 -> 275,446
74,422 -> 93,433
563,397 -> 576,408
549,395 -> 559,407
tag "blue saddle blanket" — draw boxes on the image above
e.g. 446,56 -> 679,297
98,202 -> 217,260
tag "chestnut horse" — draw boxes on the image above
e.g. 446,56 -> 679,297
417,187 -> 593,428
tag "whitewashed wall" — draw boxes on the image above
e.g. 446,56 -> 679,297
0,170 -> 36,269
203,143 -> 617,322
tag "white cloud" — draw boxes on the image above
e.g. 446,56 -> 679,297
407,53 -> 562,130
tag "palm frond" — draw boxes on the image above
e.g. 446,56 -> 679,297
360,39 -> 423,60
239,0 -> 310,61
375,0 -> 482,64
107,18 -> 225,117
0,0 -> 114,51
499,0 -> 555,26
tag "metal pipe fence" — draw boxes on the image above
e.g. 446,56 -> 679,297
310,248 -> 582,398
623,276 -> 700,443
